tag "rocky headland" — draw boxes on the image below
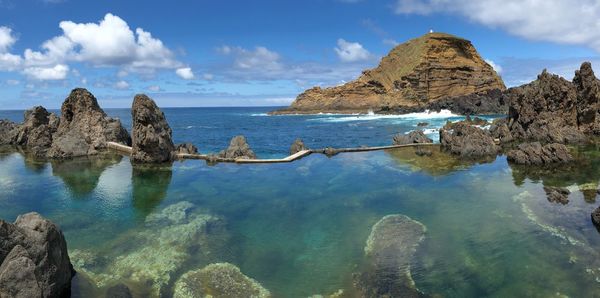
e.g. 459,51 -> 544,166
272,32 -> 506,115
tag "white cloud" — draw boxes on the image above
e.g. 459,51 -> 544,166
0,26 -> 16,52
334,39 -> 371,62
2,13 -> 184,81
0,27 -> 21,71
6,79 -> 19,85
203,73 -> 214,80
114,80 -> 130,90
394,0 -> 600,52
485,59 -> 502,74
147,85 -> 161,92
220,45 -> 283,71
23,64 -> 69,80
176,67 -> 195,79
383,39 -> 400,47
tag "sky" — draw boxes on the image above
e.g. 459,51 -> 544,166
0,0 -> 599,109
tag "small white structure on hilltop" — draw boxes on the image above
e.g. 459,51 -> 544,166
429,29 -> 434,33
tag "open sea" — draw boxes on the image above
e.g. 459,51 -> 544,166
1,107 -> 600,297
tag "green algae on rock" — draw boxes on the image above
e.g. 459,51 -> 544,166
173,262 -> 271,298
70,201 -> 224,297
355,214 -> 427,297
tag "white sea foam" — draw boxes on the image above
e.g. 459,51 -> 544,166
310,109 -> 460,123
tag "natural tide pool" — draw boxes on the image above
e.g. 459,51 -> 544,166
1,143 -> 600,297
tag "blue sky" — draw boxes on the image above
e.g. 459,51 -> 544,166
0,0 -> 599,109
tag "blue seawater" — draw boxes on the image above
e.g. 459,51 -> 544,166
1,107 -> 599,297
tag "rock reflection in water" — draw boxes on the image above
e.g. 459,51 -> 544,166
386,145 -> 495,176
51,153 -> 123,197
132,164 -> 173,216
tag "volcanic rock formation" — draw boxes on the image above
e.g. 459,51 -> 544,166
48,88 -> 131,159
0,212 -> 75,298
273,32 -> 505,115
130,94 -> 175,163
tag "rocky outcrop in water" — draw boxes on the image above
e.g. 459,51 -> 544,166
393,130 -> 433,145
506,142 -> 573,166
273,32 -> 505,115
15,106 -> 59,157
440,121 -> 499,158
0,119 -> 20,145
131,94 -> 175,163
0,212 -> 75,298
354,214 -> 426,297
48,89 -> 131,159
506,63 -> 600,143
175,143 -> 198,155
219,135 -> 257,159
290,138 -> 307,155
173,263 -> 271,298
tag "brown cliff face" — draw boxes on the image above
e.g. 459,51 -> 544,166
274,32 -> 505,114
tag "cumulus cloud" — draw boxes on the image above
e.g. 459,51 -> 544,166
334,39 -> 371,62
176,67 -> 195,79
485,59 -> 502,74
114,80 -> 130,90
0,13 -> 185,81
5,79 -> 19,85
219,45 -> 283,71
23,64 -> 69,80
394,0 -> 600,52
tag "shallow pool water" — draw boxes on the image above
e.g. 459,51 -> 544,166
1,142 -> 600,297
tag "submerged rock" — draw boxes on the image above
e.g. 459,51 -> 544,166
354,214 -> 426,297
290,138 -> 307,155
131,94 -> 175,163
506,142 -> 573,165
393,130 -> 433,145
440,121 -> 499,158
0,119 -> 20,145
105,283 -> 132,298
219,135 -> 256,159
49,88 -> 131,159
543,186 -> 570,205
0,212 -> 75,298
175,143 -> 199,155
15,106 -> 59,157
173,263 -> 271,298
417,122 -> 428,127
70,201 -> 225,296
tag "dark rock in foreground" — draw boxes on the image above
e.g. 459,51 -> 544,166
489,118 -> 513,144
354,214 -> 426,298
173,263 -> 271,298
0,212 -> 74,297
506,142 -> 573,165
440,121 -> 499,158
592,207 -> 600,229
131,94 -> 175,163
393,130 -> 433,145
219,135 -> 256,159
289,138 -> 307,155
543,186 -> 570,205
15,106 -> 59,157
49,88 -> 131,159
175,143 -> 198,155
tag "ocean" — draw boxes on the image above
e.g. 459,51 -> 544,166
0,107 -> 599,297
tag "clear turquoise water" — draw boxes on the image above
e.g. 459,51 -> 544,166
0,108 -> 599,297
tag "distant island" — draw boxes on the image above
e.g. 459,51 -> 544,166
271,32 -> 506,115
